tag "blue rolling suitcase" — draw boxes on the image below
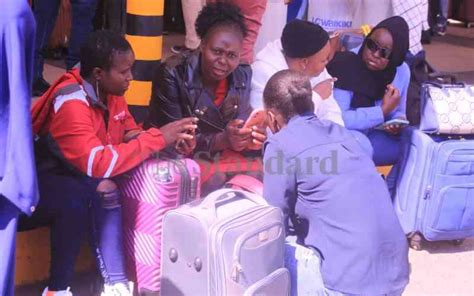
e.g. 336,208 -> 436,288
394,129 -> 474,249
394,82 -> 474,249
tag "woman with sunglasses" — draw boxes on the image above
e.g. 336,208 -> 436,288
327,16 -> 410,167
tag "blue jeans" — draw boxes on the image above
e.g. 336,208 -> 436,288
325,288 -> 405,296
284,237 -> 326,296
33,0 -> 98,80
366,127 -> 414,194
366,130 -> 402,167
287,0 -> 308,22
438,0 -> 449,24
284,237 -> 405,296
22,173 -> 127,290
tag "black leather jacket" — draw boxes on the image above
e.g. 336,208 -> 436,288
145,51 -> 253,155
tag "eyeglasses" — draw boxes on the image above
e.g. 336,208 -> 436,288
366,39 -> 392,59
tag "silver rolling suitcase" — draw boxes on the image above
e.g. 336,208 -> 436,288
160,188 -> 290,296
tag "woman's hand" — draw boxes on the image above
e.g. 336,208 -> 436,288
313,78 -> 337,100
160,117 -> 198,146
383,117 -> 407,136
381,84 -> 400,117
175,129 -> 196,155
384,124 -> 402,135
225,119 -> 252,152
248,126 -> 267,150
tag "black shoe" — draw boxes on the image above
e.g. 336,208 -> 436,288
32,78 -> 51,97
421,30 -> 431,44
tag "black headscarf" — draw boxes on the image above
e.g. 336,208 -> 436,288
327,16 -> 409,108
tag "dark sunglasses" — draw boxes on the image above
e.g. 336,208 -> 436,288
366,39 -> 392,59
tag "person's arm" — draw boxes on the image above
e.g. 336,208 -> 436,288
310,69 -> 344,125
147,62 -> 214,154
316,92 -> 345,126
250,61 -> 272,109
49,100 -> 166,178
263,140 -> 296,233
121,98 -> 143,142
311,90 -> 324,115
387,63 -> 410,120
0,2 -> 38,215
333,88 -> 384,130
237,64 -> 254,121
211,65 -> 254,153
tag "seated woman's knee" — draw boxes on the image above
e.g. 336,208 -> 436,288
96,179 -> 122,209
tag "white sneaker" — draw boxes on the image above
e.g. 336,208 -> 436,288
41,286 -> 73,296
100,281 -> 134,296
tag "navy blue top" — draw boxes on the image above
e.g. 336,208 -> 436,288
263,115 -> 409,294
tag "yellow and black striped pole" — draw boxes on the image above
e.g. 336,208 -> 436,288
125,0 -> 164,123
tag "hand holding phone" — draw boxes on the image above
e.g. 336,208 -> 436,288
176,128 -> 196,155
243,109 -> 268,150
376,118 -> 409,135
383,118 -> 409,127
248,125 -> 267,150
243,109 -> 267,129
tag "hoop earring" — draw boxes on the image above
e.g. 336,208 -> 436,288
95,80 -> 100,101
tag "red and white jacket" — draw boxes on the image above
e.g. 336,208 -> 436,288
32,69 -> 166,178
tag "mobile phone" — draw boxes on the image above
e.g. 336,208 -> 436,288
383,118 -> 409,127
243,109 -> 267,129
376,118 -> 410,130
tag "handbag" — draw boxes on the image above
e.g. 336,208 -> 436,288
419,82 -> 474,134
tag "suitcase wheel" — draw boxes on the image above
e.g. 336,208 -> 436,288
408,233 -> 423,251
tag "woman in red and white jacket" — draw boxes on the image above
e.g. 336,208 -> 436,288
29,30 -> 197,296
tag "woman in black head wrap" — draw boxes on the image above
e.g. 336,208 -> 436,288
327,16 -> 410,166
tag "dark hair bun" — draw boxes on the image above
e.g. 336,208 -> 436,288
195,1 -> 247,40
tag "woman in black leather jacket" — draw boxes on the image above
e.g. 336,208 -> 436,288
145,2 -> 266,157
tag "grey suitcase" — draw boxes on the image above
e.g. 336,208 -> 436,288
160,188 -> 289,296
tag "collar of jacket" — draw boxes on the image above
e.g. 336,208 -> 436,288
288,112 -> 317,124
182,50 -> 247,90
82,79 -> 108,110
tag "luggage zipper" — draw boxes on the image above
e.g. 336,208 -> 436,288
417,142 -> 440,231
169,159 -> 191,204
231,221 -> 283,283
210,207 -> 274,294
419,140 -> 461,231
210,207 -> 266,295
424,185 -> 432,200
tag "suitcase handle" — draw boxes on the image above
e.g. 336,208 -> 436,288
201,189 -> 267,215
225,175 -> 264,196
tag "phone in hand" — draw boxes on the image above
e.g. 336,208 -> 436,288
243,109 -> 267,129
376,118 -> 410,130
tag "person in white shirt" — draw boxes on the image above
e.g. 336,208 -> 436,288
250,20 -> 344,126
